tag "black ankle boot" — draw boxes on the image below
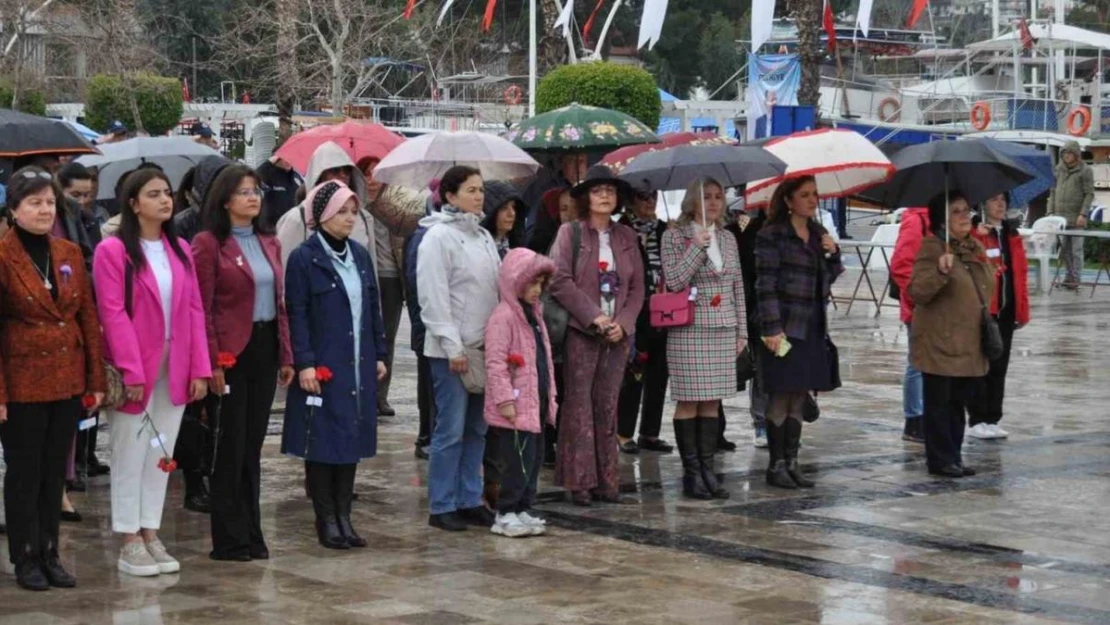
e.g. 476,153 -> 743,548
784,418 -> 814,488
334,465 -> 366,548
15,558 -> 48,591
184,472 -> 211,513
315,517 -> 349,550
765,422 -> 797,489
696,418 -> 729,499
674,420 -> 711,500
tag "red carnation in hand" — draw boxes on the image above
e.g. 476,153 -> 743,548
506,353 -> 526,369
598,261 -> 609,272
635,352 -> 649,364
710,294 -> 722,307
216,352 -> 237,369
81,394 -> 97,410
157,458 -> 178,473
316,366 -> 334,383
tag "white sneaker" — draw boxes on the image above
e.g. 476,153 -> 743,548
989,424 -> 1009,439
118,542 -> 160,577
517,511 -> 547,536
145,538 -> 180,574
753,427 -> 768,449
968,424 -> 996,439
490,513 -> 531,538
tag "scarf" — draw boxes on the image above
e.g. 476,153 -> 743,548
630,216 -> 663,290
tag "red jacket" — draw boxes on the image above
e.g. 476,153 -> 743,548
890,208 -> 930,324
192,231 -> 293,369
971,225 -> 1030,326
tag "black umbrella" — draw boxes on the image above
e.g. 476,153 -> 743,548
617,144 -> 787,192
858,139 -> 1036,208
0,108 -> 99,161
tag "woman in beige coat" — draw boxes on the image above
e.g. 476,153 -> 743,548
909,191 -> 995,479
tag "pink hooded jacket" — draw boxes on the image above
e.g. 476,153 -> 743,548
483,248 -> 559,434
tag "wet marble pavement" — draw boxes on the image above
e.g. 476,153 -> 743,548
2,276 -> 1110,625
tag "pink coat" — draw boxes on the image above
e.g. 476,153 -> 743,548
483,248 -> 558,434
93,235 -> 212,414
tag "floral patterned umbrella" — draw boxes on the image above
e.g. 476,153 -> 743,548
506,103 -> 660,152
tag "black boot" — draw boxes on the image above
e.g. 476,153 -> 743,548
673,419 -> 711,500
784,418 -> 814,488
696,418 -> 729,499
183,471 -> 211,513
40,543 -> 76,588
307,463 -> 348,550
765,422 -> 797,489
334,465 -> 366,548
15,558 -> 49,591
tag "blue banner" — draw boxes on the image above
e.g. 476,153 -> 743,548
747,53 -> 801,140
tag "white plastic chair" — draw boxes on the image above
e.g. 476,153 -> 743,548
866,224 -> 901,272
1091,205 -> 1106,224
1027,216 -> 1067,292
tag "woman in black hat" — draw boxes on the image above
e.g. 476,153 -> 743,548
546,166 -> 645,506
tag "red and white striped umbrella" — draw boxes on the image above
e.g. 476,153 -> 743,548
744,128 -> 894,209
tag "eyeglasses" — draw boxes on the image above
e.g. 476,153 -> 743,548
234,188 -> 264,198
19,171 -> 53,180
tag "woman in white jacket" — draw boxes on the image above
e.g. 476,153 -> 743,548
417,165 -> 501,532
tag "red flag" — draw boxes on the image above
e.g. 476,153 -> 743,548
403,0 -> 417,19
583,0 -> 606,42
823,0 -> 837,52
481,0 -> 497,31
906,0 -> 928,28
1019,18 -> 1036,50
182,78 -> 191,103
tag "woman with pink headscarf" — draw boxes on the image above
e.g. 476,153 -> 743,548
281,180 -> 388,550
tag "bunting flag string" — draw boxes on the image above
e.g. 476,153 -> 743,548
582,0 -> 607,42
482,0 -> 498,31
823,0 -> 837,52
637,0 -> 668,50
554,0 -> 575,38
750,0 -> 775,52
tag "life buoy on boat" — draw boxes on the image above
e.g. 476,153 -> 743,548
878,97 -> 901,122
503,85 -> 523,106
970,101 -> 992,130
1067,106 -> 1092,136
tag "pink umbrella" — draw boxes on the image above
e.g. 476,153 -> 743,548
600,131 -> 735,174
275,121 -> 405,174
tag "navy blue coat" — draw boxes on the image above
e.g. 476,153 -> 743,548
281,234 -> 388,464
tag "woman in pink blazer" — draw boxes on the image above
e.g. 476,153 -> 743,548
93,168 -> 211,577
192,164 -> 294,562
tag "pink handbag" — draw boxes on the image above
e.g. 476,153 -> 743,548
649,287 -> 694,328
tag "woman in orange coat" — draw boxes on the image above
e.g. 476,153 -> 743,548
0,167 -> 106,591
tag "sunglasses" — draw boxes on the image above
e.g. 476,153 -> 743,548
20,171 -> 53,180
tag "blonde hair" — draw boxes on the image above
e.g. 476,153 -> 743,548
676,177 -> 726,228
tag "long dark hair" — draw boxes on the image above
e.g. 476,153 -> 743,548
116,168 -> 192,271
202,164 -> 272,241
767,175 -> 818,225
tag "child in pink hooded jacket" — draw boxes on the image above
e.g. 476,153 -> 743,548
484,247 -> 558,538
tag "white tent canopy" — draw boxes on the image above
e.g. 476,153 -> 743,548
967,23 -> 1110,52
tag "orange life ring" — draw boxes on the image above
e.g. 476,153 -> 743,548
878,97 -> 901,122
503,85 -> 523,106
1067,106 -> 1092,136
970,101 -> 991,130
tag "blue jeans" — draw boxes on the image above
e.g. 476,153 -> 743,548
427,358 -> 488,515
904,323 -> 923,419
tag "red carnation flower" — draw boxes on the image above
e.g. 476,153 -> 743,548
710,294 -> 722,307
216,352 -> 237,369
598,261 -> 609,272
316,366 -> 334,383
157,458 -> 178,473
81,394 -> 97,410
635,352 -> 649,364
506,353 -> 526,368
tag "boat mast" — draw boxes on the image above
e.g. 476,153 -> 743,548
529,0 -> 537,117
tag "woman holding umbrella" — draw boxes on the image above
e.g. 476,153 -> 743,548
547,165 -> 644,506
662,178 -> 746,500
909,191 -> 995,477
755,176 -> 843,489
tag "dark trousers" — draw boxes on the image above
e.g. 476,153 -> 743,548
209,322 -> 278,558
617,336 -> 668,440
492,426 -> 543,514
1,398 -> 79,564
968,309 -> 1016,427
415,353 -> 436,446
305,461 -> 356,520
174,398 -> 215,474
378,276 -> 405,404
73,419 -> 99,470
922,373 -> 978,470
545,361 -> 565,459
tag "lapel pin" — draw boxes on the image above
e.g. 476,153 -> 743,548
236,255 -> 244,267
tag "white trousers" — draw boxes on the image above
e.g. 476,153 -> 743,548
109,371 -> 185,534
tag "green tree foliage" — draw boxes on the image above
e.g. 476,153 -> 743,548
139,0 -> 231,100
85,73 -> 184,135
699,13 -> 746,99
0,82 -> 47,116
536,61 -> 661,129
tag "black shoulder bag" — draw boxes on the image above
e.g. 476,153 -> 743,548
966,261 -> 1004,361
542,221 -> 581,362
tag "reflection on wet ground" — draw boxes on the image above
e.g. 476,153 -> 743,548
2,275 -> 1109,625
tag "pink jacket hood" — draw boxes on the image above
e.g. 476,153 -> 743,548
483,248 -> 558,433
